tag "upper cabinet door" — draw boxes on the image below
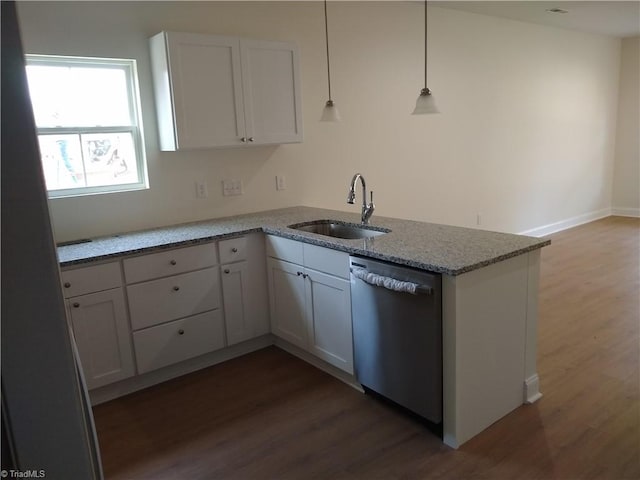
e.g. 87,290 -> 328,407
240,39 -> 303,145
150,32 -> 246,150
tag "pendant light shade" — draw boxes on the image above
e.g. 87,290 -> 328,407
413,0 -> 440,115
412,88 -> 439,114
320,0 -> 341,122
321,99 -> 342,122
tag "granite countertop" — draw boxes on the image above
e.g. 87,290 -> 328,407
57,206 -> 550,276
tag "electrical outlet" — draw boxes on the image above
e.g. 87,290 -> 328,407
276,175 -> 286,191
222,179 -> 243,196
195,181 -> 208,199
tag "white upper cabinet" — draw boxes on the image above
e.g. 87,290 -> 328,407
240,39 -> 303,145
150,32 -> 244,149
150,31 -> 303,150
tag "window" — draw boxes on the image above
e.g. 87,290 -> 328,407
25,55 -> 147,197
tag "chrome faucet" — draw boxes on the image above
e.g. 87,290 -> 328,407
347,173 -> 375,224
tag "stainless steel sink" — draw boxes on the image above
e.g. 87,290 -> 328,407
289,220 -> 390,240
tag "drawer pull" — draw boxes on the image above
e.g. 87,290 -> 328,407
170,259 -> 177,266
231,247 -> 238,253
178,329 -> 185,335
73,302 -> 80,308
64,282 -> 71,288
173,286 -> 180,291
224,269 -> 230,274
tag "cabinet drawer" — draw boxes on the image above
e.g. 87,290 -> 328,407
219,236 -> 247,264
133,310 -> 225,374
61,262 -> 122,298
265,235 -> 303,264
303,244 -> 350,279
123,243 -> 218,284
127,267 -> 221,330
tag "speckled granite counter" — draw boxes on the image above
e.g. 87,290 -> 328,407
57,206 -> 550,276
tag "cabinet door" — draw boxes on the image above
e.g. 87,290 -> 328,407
221,261 -> 252,346
306,269 -> 354,374
267,258 -> 307,349
68,288 -> 135,390
152,32 -> 246,149
240,39 -> 303,145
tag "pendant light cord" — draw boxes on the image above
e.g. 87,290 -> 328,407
324,0 -> 332,101
423,0 -> 428,90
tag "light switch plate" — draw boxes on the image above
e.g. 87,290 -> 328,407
276,175 -> 286,191
222,179 -> 243,196
195,180 -> 208,199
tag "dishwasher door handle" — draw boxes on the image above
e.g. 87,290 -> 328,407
351,267 -> 433,295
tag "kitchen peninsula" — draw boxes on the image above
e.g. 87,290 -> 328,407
58,206 -> 549,448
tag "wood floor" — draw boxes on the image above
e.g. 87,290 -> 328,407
93,216 -> 640,480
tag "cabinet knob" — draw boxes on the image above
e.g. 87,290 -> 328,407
170,259 -> 177,266
240,137 -> 248,143
297,271 -> 302,276
303,273 -> 309,279
224,269 -> 230,274
173,286 -> 180,291
178,329 -> 185,335
73,302 -> 80,308
64,282 -> 71,288
248,137 -> 255,142
231,247 -> 238,253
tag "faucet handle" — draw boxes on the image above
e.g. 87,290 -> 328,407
362,190 -> 375,224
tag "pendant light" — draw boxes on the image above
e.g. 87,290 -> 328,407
412,0 -> 439,114
320,0 -> 341,121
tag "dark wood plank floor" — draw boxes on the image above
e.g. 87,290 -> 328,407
94,216 -> 640,480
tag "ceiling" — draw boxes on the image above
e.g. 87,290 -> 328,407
431,1 -> 640,38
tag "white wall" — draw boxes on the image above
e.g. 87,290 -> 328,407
612,36 -> 640,216
16,1 -> 622,241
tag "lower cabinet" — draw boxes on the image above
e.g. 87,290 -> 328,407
124,243 -> 225,374
62,236 -> 270,393
221,261 -> 258,345
126,266 -> 221,331
67,287 -> 135,390
219,234 -> 270,346
305,268 -> 353,373
266,236 -> 354,374
133,310 -> 225,374
267,258 -> 307,348
60,232 -> 351,396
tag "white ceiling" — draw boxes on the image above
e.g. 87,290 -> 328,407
431,1 -> 640,38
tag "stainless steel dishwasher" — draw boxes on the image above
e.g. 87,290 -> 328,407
349,256 -> 442,425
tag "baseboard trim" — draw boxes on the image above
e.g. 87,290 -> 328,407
274,338 -> 361,391
89,335 -> 274,405
89,335 -> 360,405
519,208 -> 612,237
612,207 -> 640,218
524,374 -> 542,404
